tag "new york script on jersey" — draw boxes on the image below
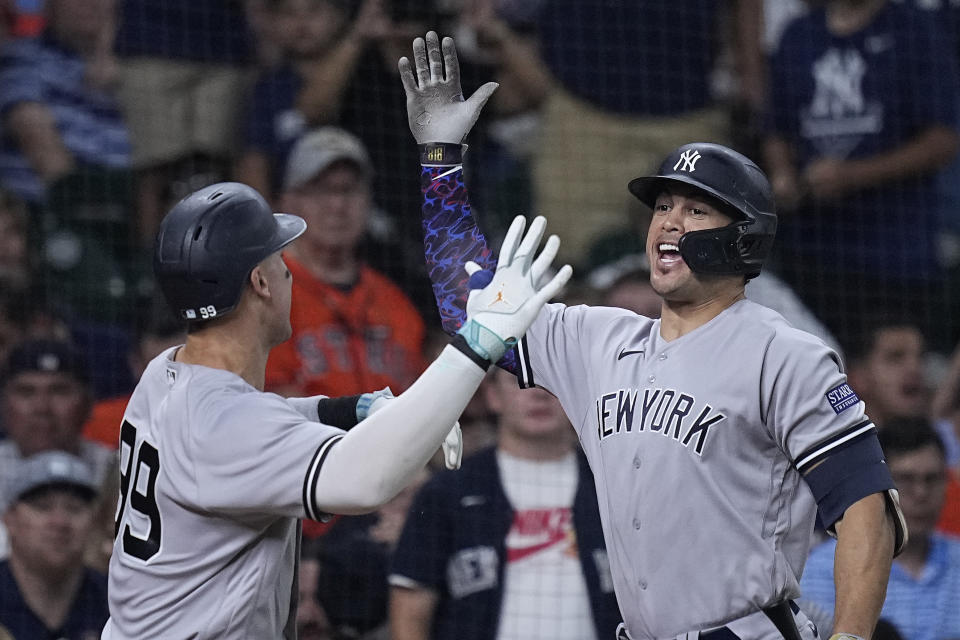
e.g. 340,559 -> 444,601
595,387 -> 725,455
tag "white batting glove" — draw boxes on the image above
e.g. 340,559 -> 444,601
458,215 -> 573,362
398,30 -> 498,144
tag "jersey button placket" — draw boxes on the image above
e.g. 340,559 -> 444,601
648,352 -> 668,384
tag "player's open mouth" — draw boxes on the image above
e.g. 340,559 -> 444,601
657,242 -> 683,265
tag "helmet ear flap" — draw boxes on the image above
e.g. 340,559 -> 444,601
678,226 -> 744,276
737,232 -> 775,258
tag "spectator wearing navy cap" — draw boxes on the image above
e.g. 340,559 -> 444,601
0,451 -> 109,639
0,339 -> 114,515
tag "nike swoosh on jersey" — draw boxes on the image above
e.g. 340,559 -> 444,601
617,348 -> 645,360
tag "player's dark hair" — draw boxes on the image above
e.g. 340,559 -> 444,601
185,317 -> 216,334
877,416 -> 946,460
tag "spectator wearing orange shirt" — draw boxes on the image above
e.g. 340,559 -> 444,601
266,127 -> 425,398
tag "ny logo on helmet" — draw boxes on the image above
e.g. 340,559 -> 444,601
673,149 -> 702,173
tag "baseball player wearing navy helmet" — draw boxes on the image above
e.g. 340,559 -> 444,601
102,181 -> 571,638
400,32 -> 906,640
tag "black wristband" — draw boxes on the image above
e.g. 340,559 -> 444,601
316,395 -> 363,429
419,143 -> 464,166
450,333 -> 492,371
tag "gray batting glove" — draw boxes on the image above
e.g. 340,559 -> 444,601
458,215 -> 573,362
398,30 -> 499,144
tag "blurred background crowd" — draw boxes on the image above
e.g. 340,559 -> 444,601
0,0 -> 959,639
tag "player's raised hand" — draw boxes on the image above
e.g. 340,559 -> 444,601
458,215 -> 572,363
398,30 -> 499,144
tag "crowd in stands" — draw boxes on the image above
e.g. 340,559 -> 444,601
0,0 -> 959,639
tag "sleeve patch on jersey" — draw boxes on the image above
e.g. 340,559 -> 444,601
825,383 -> 860,414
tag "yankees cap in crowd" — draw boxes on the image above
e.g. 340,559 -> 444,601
9,451 -> 98,504
1,339 -> 88,386
284,126 -> 373,191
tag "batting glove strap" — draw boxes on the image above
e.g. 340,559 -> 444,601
450,332 -> 493,371
419,143 -> 465,167
829,634 -> 866,640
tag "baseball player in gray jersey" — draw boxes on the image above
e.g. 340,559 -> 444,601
102,182 -> 570,639
400,32 -> 908,640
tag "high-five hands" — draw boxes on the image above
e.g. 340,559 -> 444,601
398,31 -> 499,144
459,215 -> 573,363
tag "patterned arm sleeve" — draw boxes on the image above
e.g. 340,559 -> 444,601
420,165 -> 518,373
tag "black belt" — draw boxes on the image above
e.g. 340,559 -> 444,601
616,601 -> 803,640
701,601 -> 803,640
701,627 -> 742,639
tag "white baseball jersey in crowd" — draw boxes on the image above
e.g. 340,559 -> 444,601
515,299 -> 870,640
102,347 -> 344,639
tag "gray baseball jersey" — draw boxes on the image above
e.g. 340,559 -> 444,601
514,299 -> 868,639
103,347 -> 344,640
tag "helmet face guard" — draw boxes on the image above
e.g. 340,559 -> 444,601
628,143 -> 777,280
678,219 -> 777,278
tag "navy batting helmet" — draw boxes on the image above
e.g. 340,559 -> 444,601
154,182 -> 306,321
628,143 -> 776,279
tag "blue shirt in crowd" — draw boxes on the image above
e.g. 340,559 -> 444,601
0,559 -> 109,639
114,0 -> 252,64
537,0 -> 720,115
768,3 -> 960,279
800,535 -> 960,640
243,63 -> 305,196
243,50 -> 420,215
0,34 -> 131,203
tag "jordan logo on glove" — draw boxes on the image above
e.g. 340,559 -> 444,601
489,288 -> 512,308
